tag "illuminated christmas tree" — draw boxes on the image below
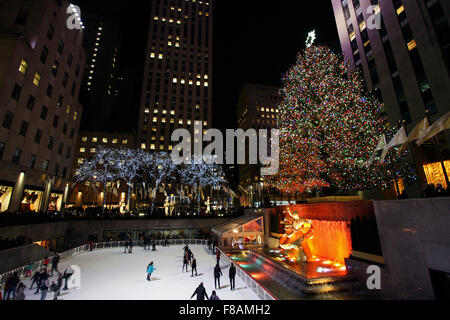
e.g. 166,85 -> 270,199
265,45 -> 415,194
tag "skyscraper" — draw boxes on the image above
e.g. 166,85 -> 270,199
137,0 -> 213,153
331,0 -> 450,191
78,12 -> 123,132
236,83 -> 283,207
0,0 -> 86,213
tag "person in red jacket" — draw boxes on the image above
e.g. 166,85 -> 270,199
216,250 -> 221,264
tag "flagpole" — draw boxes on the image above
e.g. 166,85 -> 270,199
388,151 -> 401,198
401,120 -> 422,191
425,110 -> 450,188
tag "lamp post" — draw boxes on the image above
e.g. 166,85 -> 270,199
425,109 -> 450,188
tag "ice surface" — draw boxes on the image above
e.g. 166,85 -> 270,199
23,245 -> 260,300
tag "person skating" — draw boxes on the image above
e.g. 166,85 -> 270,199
182,251 -> 189,273
191,257 -> 198,277
187,248 -> 193,265
51,254 -> 60,276
25,262 -> 33,277
209,290 -> 220,300
15,283 -> 26,300
63,266 -> 74,291
124,240 -> 129,254
216,250 -> 221,265
5,272 -> 19,300
43,257 -> 50,268
152,241 -> 156,251
51,273 -> 63,300
214,264 -> 223,290
164,238 -> 169,247
129,239 -> 134,254
30,270 -> 41,290
146,262 -> 155,281
34,269 -> 47,294
143,237 -> 148,250
229,263 -> 236,291
39,276 -> 50,301
190,282 -> 209,301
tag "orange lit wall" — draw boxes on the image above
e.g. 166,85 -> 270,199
305,220 -> 352,265
275,201 -> 374,265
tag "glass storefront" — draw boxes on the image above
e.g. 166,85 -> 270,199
21,189 -> 43,213
0,185 -> 13,212
48,193 -> 63,212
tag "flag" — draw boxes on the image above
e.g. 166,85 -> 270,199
366,135 -> 387,167
416,112 -> 450,146
398,118 -> 429,154
381,127 -> 407,162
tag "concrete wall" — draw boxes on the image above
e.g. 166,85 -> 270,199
0,244 -> 51,273
373,197 -> 450,299
0,218 -> 231,248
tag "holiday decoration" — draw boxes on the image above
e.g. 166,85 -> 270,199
265,45 -> 415,194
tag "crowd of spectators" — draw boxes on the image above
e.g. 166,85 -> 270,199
0,235 -> 32,250
0,206 -> 245,228
423,183 -> 450,198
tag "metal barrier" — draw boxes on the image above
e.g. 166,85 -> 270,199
0,239 -> 208,287
217,248 -> 277,301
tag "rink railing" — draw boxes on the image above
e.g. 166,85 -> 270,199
0,239 -> 208,287
217,248 -> 277,301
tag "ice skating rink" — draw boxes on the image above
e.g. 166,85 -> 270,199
25,245 -> 260,300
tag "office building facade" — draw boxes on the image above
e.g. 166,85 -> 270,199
0,0 -> 86,213
331,0 -> 450,191
137,0 -> 213,153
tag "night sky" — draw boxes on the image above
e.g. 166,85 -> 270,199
73,0 -> 340,131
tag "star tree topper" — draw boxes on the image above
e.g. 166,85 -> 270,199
305,30 -> 316,48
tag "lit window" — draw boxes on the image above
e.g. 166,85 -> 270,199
78,158 -> 84,165
33,72 -> 41,86
150,144 -> 155,150
141,143 -> 146,150
73,112 -> 78,121
92,137 -> 98,143
82,136 -> 88,142
19,59 -> 29,74
90,148 -> 96,153
122,139 -> 128,145
112,138 -> 118,144
80,147 -> 86,153
407,40 -> 417,51
102,138 -> 108,143
397,5 -> 405,15
66,105 -> 71,114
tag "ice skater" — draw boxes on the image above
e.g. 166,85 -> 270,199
51,254 -> 60,276
182,251 -> 190,273
30,270 -> 41,290
124,240 -> 129,253
128,239 -> 134,253
216,250 -> 221,265
190,282 -> 209,300
214,263 -> 222,290
191,257 -> 198,277
209,290 -> 220,300
152,241 -> 156,251
146,262 -> 155,281
229,263 -> 236,291
143,237 -> 149,250
63,266 -> 74,291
